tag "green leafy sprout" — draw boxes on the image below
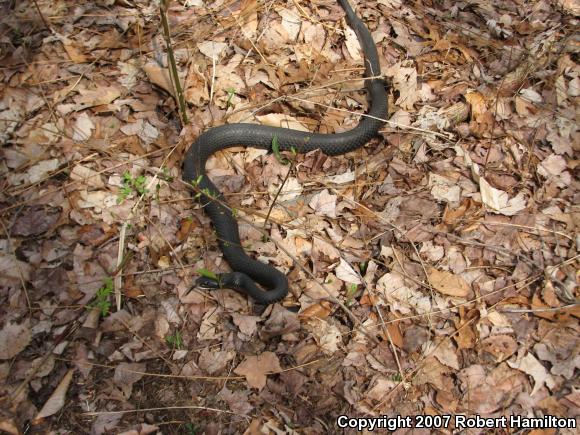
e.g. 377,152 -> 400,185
89,277 -> 114,317
272,135 -> 290,165
225,87 -> 236,107
359,261 -> 368,274
183,423 -> 200,435
166,331 -> 184,349
118,171 -> 149,203
346,283 -> 358,305
197,268 -> 219,282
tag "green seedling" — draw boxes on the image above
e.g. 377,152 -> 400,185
359,261 -> 368,274
89,277 -> 114,317
118,171 -> 149,203
197,268 -> 219,282
166,331 -> 184,349
184,423 -> 200,435
346,283 -> 358,305
226,87 -> 236,107
190,175 -> 203,188
272,135 -> 289,165
161,166 -> 174,182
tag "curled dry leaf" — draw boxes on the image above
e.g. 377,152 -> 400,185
305,318 -> 342,355
256,113 -> 309,131
234,352 -> 282,390
72,112 -> 95,142
232,313 -> 260,339
427,267 -> 472,298
507,352 -> 556,396
0,321 -> 31,360
143,61 -> 173,95
11,207 -> 60,237
480,334 -> 518,362
261,304 -> 300,340
0,253 -> 32,287
198,347 -> 235,375
431,339 -> 460,370
334,258 -> 361,285
70,164 -> 105,189
113,362 -> 146,399
33,369 -> 74,423
309,189 -> 338,218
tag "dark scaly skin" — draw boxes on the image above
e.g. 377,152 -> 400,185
183,0 -> 387,304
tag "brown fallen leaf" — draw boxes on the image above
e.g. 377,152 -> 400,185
231,313 -> 260,339
431,339 -> 460,370
74,85 -> 121,109
234,352 -> 282,390
464,91 -> 488,122
527,429 -> 556,435
453,306 -> 478,349
428,267 -> 472,297
480,334 -> 518,363
383,322 -> 404,349
11,207 -> 60,237
61,38 -> 87,63
113,363 -> 146,399
261,305 -> 300,340
298,301 -> 333,320
32,369 -> 74,423
0,321 -> 31,360
534,327 -> 580,379
198,348 -> 236,375
458,363 -> 527,414
143,61 -> 174,96
0,409 -> 21,435
507,352 -> 556,396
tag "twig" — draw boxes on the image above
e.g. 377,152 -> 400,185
159,0 -> 188,125
32,0 -> 51,31
263,147 -> 297,229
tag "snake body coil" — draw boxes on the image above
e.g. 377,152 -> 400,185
183,0 -> 387,304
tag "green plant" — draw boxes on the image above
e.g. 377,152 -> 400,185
197,268 -> 219,282
161,166 -> 174,182
359,261 -> 368,274
166,331 -> 184,349
183,422 -> 200,435
118,171 -> 149,203
271,136 -> 297,165
346,283 -> 358,305
225,87 -> 236,107
90,277 -> 114,317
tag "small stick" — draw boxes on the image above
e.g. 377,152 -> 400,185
160,0 -> 189,125
32,0 -> 51,31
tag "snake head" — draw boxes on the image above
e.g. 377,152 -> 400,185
196,275 -> 222,289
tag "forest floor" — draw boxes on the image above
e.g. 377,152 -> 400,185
0,0 -> 578,434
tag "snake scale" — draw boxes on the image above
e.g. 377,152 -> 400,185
183,0 -> 387,304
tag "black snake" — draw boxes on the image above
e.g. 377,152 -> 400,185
183,0 -> 387,304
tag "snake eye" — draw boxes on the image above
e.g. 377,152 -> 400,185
196,276 -> 221,289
